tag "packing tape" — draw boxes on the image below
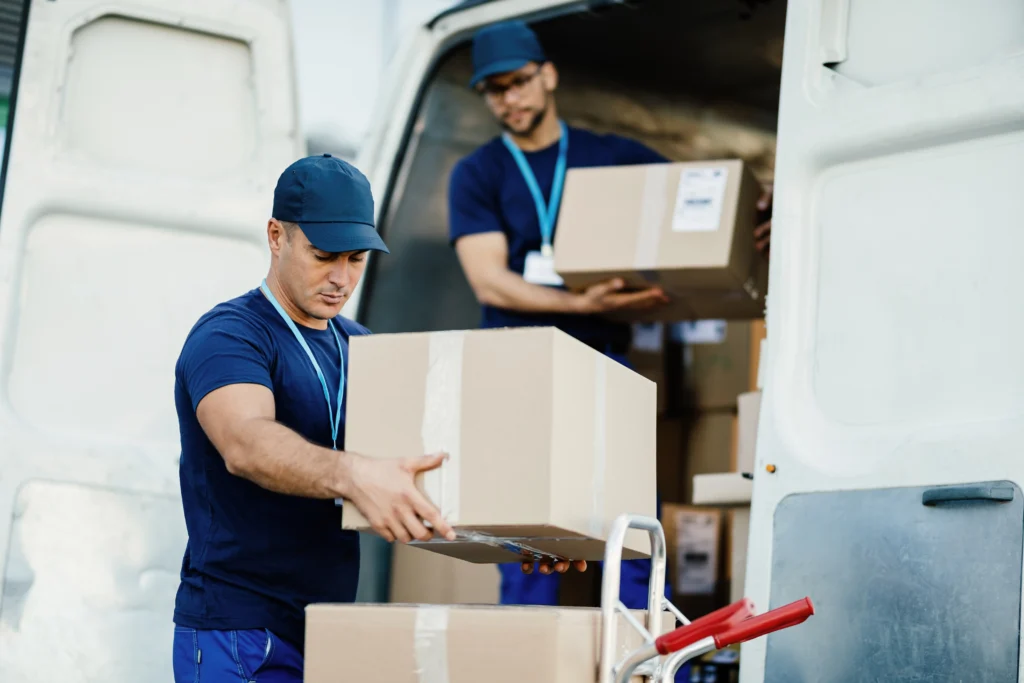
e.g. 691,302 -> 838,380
414,606 -> 450,683
633,164 -> 671,277
421,331 -> 465,524
590,354 -> 607,539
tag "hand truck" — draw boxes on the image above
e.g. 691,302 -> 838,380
598,513 -> 813,683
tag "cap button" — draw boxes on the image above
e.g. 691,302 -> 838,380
323,153 -> 332,158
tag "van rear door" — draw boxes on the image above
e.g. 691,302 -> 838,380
0,1 -> 301,680
747,1 -> 1024,681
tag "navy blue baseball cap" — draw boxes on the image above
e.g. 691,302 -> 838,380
469,20 -> 547,88
272,154 -> 389,254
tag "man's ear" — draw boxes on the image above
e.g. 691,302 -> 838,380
541,61 -> 559,92
267,218 -> 286,254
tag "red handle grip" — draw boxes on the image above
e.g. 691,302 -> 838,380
654,598 -> 755,655
713,597 -> 814,648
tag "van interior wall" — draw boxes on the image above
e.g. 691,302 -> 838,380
361,0 -> 784,335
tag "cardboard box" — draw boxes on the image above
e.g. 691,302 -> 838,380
683,321 -> 751,411
749,319 -> 766,391
341,327 -> 657,563
661,504 -> 723,597
683,412 -> 735,504
729,508 -> 750,603
305,604 -> 675,683
553,159 -> 767,322
390,543 -> 499,605
736,391 -> 762,473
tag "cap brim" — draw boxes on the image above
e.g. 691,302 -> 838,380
298,221 -> 390,254
469,57 -> 532,88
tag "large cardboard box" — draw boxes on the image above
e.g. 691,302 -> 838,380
341,327 -> 657,563
553,159 -> 767,322
683,412 -> 735,504
683,321 -> 752,411
390,543 -> 499,605
305,604 -> 673,683
661,505 -> 723,598
736,391 -> 762,473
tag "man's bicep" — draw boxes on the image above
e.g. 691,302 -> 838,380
196,383 -> 275,455
455,232 -> 509,285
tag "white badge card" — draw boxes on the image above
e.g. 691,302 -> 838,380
523,250 -> 565,287
671,166 -> 729,233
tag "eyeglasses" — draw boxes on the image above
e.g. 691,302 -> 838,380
478,67 -> 543,99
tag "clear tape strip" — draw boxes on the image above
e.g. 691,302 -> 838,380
421,331 -> 465,523
591,354 -> 607,538
634,164 -> 670,270
414,606 -> 450,683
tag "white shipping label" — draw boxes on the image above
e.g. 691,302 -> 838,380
673,320 -> 727,345
671,167 -> 729,233
522,251 -> 564,287
674,509 -> 719,596
631,322 -> 664,353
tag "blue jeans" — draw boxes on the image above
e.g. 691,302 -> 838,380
173,626 -> 303,682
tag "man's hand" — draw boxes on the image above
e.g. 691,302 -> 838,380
522,559 -> 588,575
572,278 -> 670,315
755,185 -> 772,258
342,452 -> 457,544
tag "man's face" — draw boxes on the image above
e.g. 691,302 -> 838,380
268,220 -> 367,324
479,62 -> 557,136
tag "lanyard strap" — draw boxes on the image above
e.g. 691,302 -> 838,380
260,279 -> 345,450
502,120 -> 569,257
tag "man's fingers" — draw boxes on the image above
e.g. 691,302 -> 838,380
406,452 -> 447,474
521,562 -> 534,574
412,492 -> 456,541
574,560 -> 588,572
754,220 -> 771,239
553,561 -> 570,573
388,518 -> 412,545
608,289 -> 669,311
400,508 -> 433,542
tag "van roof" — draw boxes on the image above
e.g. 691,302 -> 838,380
427,0 -> 499,28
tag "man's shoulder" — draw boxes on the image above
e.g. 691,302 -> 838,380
181,290 -> 271,351
453,136 -> 507,175
334,315 -> 371,338
567,126 -> 666,164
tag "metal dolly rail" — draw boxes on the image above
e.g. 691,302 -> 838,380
598,514 -> 813,683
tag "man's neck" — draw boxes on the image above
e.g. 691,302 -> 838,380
263,271 -> 327,330
507,108 -> 563,152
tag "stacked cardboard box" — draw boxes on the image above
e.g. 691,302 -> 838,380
553,159 -> 767,322
305,604 -> 676,683
340,326 -> 657,563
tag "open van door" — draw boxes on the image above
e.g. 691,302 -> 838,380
745,0 -> 1024,681
0,0 -> 302,680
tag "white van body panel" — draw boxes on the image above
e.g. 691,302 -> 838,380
744,0 -> 1024,679
0,0 -> 302,680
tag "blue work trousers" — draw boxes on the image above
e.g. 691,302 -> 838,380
173,626 -> 303,682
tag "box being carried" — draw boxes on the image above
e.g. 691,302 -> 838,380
553,159 -> 767,321
305,604 -> 670,683
340,326 -> 657,563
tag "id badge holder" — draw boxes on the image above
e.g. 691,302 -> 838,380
523,249 -> 564,287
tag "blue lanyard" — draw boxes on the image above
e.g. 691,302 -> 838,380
502,120 -> 569,257
260,279 -> 345,450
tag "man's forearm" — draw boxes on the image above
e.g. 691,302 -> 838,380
223,417 -> 351,499
479,268 -> 581,314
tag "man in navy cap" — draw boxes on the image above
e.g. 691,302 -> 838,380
447,21 -> 772,611
170,154 -> 458,682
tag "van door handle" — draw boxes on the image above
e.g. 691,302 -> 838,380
922,484 -> 1014,506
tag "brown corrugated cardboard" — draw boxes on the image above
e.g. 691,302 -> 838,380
736,391 -> 762,473
305,604 -> 674,683
683,412 -> 734,504
685,321 -> 751,410
661,504 -> 723,598
553,159 -> 767,322
341,326 -> 657,563
749,319 -> 766,391
390,543 -> 499,606
729,508 -> 750,603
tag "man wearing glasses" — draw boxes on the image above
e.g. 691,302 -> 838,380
448,19 -> 774,611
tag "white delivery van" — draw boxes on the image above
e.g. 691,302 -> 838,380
1,0 -> 1023,681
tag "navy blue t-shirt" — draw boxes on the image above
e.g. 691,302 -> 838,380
172,288 -> 369,650
448,125 -> 667,348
